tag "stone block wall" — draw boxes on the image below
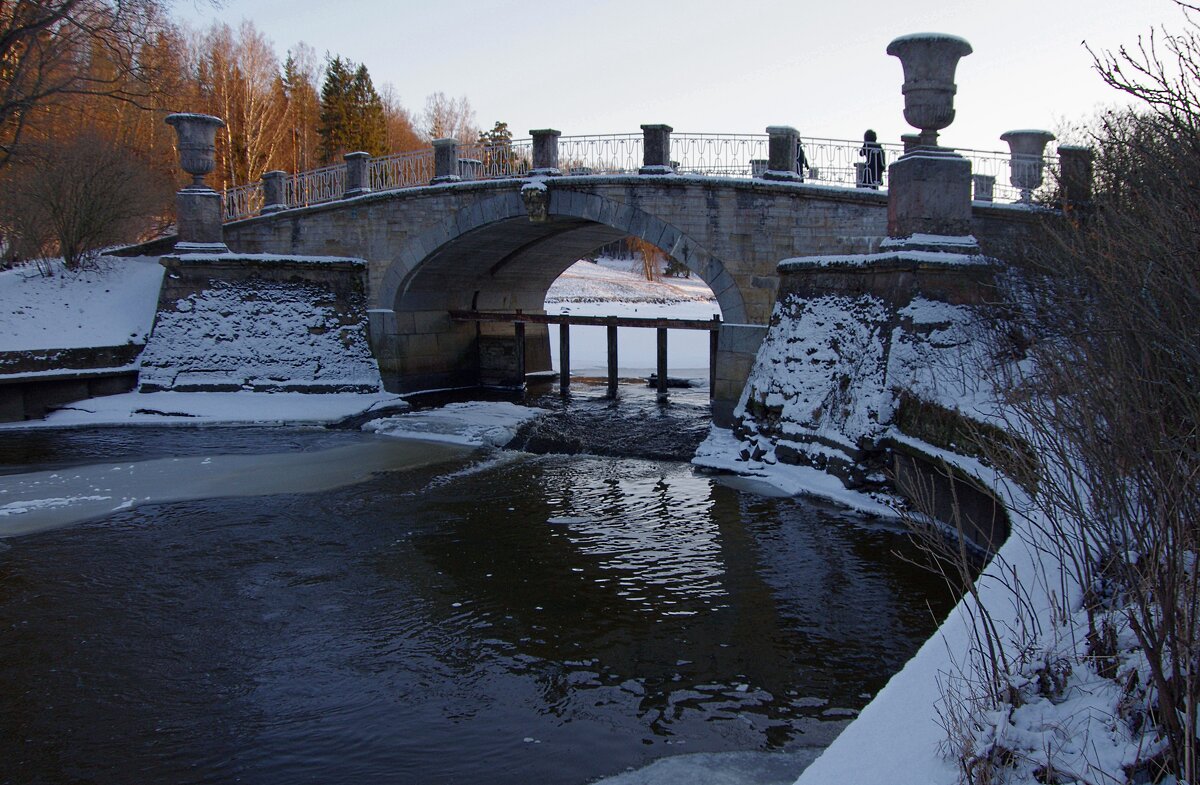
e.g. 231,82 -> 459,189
140,254 -> 380,393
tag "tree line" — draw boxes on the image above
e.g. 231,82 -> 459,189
0,0 -> 485,266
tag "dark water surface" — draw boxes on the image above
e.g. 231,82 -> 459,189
0,408 -> 954,784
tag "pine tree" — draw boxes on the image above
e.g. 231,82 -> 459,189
318,56 -> 355,163
319,57 -> 389,162
350,64 -> 386,156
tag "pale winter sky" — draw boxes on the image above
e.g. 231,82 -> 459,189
177,0 -> 1173,152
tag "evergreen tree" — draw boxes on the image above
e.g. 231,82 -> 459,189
350,64 -> 387,156
318,56 -> 355,163
319,56 -> 388,162
478,121 -> 512,148
478,121 -> 516,175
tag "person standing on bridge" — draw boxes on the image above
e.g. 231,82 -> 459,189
795,139 -> 808,182
859,129 -> 885,188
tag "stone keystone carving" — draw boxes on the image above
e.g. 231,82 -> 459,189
521,182 -> 549,222
886,33 -> 973,148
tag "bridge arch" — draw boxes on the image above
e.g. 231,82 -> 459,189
369,186 -> 745,401
375,189 -> 746,323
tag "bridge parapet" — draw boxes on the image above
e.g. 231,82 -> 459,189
217,131 -> 1059,223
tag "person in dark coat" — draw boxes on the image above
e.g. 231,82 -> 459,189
859,129 -> 885,188
795,139 -> 808,182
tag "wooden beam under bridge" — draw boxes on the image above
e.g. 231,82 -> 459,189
449,310 -> 722,399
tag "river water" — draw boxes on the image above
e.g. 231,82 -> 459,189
0,386 -> 955,784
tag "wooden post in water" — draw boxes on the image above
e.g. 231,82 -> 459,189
709,315 -> 720,400
606,317 -> 618,398
559,322 -> 570,395
514,320 -> 526,387
656,327 -> 668,401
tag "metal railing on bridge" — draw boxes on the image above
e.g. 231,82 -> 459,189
223,134 -> 1057,222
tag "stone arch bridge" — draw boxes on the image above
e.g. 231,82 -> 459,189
217,172 -> 1034,424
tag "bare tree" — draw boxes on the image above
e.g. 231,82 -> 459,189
379,83 -> 423,153
420,91 -> 477,143
0,131 -> 172,267
911,6 -> 1200,781
188,21 -> 288,188
0,0 -> 169,170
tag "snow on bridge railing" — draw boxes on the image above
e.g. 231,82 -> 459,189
222,135 -> 1059,222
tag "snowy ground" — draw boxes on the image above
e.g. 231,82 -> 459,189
545,258 -> 720,376
1,255 -> 717,428
0,257 -> 164,351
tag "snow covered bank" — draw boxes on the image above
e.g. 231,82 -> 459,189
795,432 -> 1159,785
0,256 -> 164,351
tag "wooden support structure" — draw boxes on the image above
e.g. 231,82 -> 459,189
656,327 -> 668,400
606,318 -> 618,399
448,310 -> 723,402
559,322 -> 570,394
514,320 -> 526,386
709,316 -> 720,400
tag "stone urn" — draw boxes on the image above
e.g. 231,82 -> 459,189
886,33 -> 973,148
1000,129 -> 1056,203
165,113 -> 225,188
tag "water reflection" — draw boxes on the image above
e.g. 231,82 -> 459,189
0,427 -> 955,785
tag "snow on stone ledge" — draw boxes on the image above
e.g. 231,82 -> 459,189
170,252 -> 367,265
778,246 -> 990,271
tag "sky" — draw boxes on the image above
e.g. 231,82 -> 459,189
174,0 -> 1174,153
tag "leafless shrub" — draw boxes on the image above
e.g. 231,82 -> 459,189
0,131 -> 172,268
907,6 -> 1200,781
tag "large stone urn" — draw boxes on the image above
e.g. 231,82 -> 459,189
884,33 -> 976,242
886,33 -> 973,148
166,113 -> 224,187
1000,129 -> 1056,204
165,113 -> 227,251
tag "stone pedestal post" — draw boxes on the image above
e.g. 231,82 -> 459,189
432,138 -> 460,184
1057,145 -> 1094,210
762,126 -> 803,182
639,124 -> 673,175
901,134 -> 921,153
529,129 -> 562,176
165,113 -> 228,253
972,173 -> 995,202
344,151 -> 371,197
174,189 -> 225,251
887,151 -> 974,238
261,170 -> 287,213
